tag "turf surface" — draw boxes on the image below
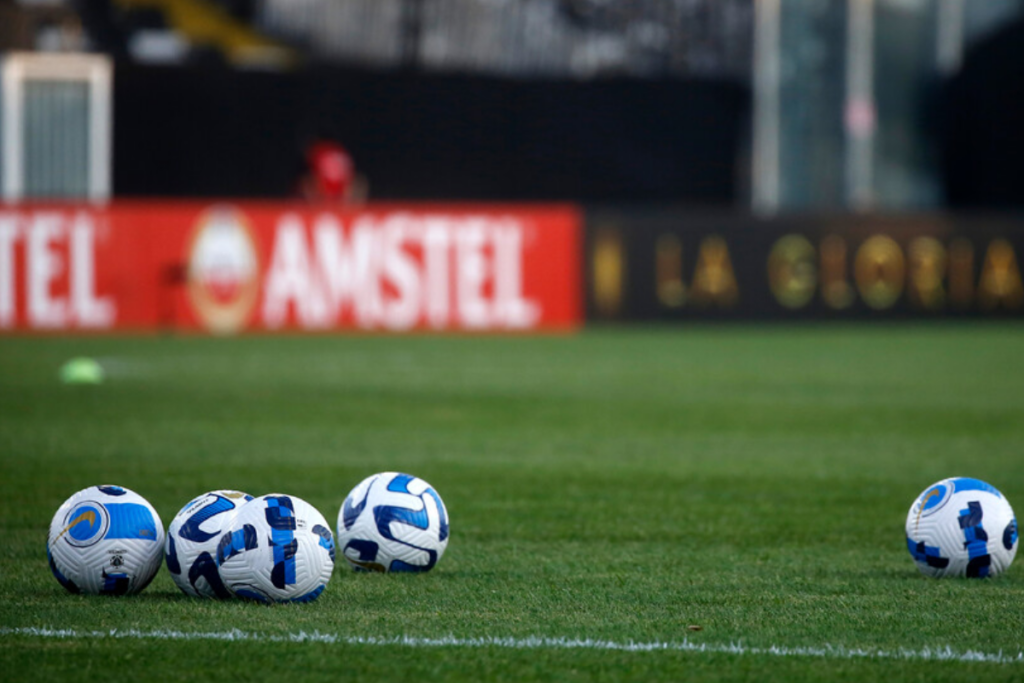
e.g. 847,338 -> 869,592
1,326 -> 1023,681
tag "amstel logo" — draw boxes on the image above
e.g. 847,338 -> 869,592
186,207 -> 261,335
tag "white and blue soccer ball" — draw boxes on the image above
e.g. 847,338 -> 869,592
906,477 -> 1018,578
216,494 -> 335,603
47,485 -> 164,595
336,472 -> 449,573
165,490 -> 253,599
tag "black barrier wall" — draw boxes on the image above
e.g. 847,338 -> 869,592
114,65 -> 748,203
942,16 -> 1024,209
586,210 -> 1024,320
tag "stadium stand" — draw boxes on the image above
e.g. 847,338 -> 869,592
253,0 -> 752,80
69,0 -> 289,66
67,0 -> 753,80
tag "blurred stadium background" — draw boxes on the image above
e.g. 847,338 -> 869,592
0,0 -> 1022,331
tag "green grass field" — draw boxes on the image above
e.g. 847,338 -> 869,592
1,326 -> 1023,681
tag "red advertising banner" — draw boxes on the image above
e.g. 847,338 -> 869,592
0,203 -> 582,333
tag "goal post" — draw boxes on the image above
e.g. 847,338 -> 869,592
1,52 -> 112,203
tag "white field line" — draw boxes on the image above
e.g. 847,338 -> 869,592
1,627 -> 1022,665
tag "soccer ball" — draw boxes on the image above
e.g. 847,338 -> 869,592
336,472 -> 449,573
216,494 -> 335,603
47,485 -> 164,595
906,477 -> 1018,578
165,490 -> 253,598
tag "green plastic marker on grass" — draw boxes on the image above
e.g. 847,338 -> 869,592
59,357 -> 104,385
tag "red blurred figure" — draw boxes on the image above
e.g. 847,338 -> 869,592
300,141 -> 366,203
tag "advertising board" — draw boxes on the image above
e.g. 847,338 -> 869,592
586,210 -> 1024,320
0,203 -> 581,333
